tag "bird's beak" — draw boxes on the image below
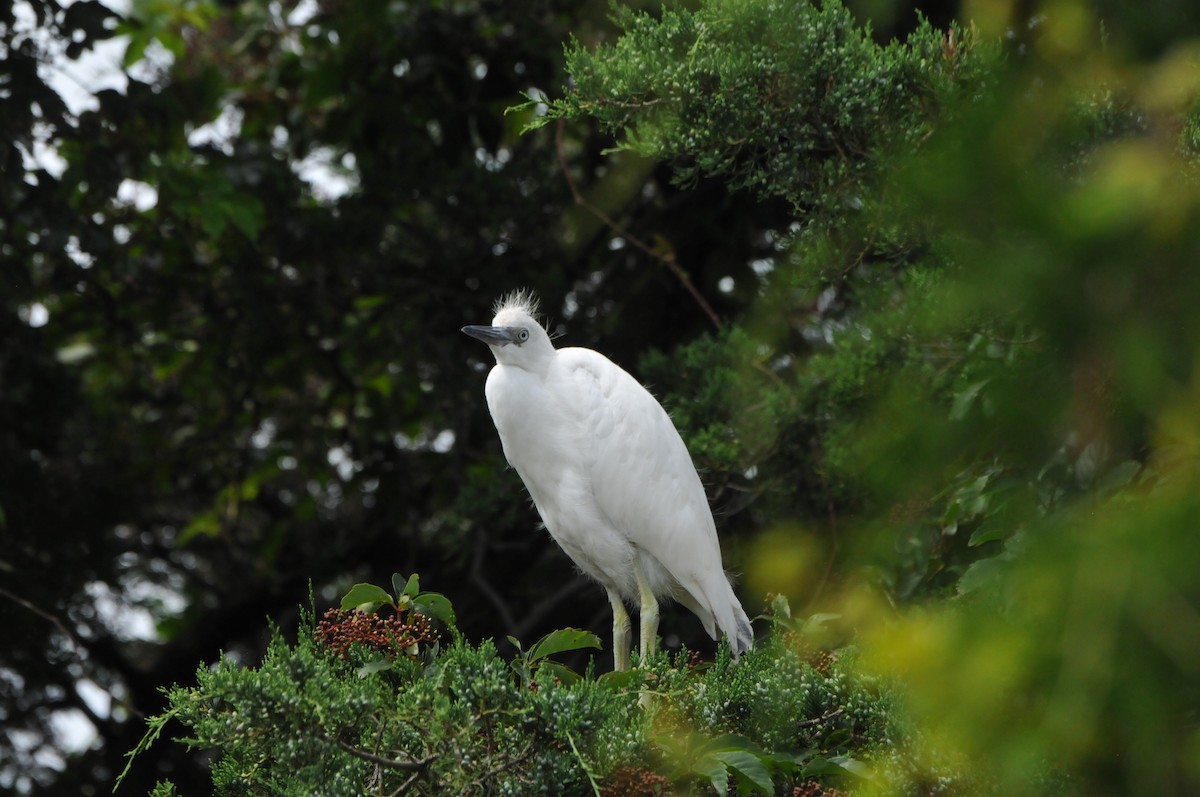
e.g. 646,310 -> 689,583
462,325 -> 516,346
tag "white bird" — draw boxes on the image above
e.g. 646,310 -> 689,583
463,290 -> 753,671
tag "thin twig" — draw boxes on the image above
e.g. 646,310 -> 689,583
510,574 -> 591,640
0,586 -> 86,661
476,742 -> 535,786
387,771 -> 422,797
331,738 -> 437,772
555,118 -> 722,331
367,717 -> 389,793
565,729 -> 603,797
470,532 -> 518,633
750,355 -> 787,388
797,707 -> 844,728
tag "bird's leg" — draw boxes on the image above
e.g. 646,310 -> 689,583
606,587 -> 632,672
632,557 -> 659,667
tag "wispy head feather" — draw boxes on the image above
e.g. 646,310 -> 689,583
494,289 -> 540,319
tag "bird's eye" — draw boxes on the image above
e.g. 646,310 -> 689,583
517,328 -> 529,343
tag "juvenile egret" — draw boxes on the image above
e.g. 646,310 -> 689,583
463,291 -> 753,671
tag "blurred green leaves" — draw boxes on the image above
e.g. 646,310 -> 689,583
655,733 -> 775,795
855,4 -> 1200,793
550,0 -> 1200,792
122,0 -> 218,64
866,467 -> 1200,793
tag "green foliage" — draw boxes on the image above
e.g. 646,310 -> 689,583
555,0 -> 1200,605
338,573 -> 458,629
315,574 -> 447,671
548,2 -> 1200,793
638,327 -> 822,519
654,733 -> 776,796
645,634 -> 892,775
125,587 -> 906,796
534,0 -> 991,215
508,627 -> 603,686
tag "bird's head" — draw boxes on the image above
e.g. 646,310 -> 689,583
462,290 -> 555,369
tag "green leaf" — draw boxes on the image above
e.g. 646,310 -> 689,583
957,556 -> 1007,596
357,658 -> 393,678
764,748 -> 816,770
526,628 -> 602,664
221,194 -> 265,241
123,32 -> 149,67
536,660 -> 583,684
340,583 -> 394,612
949,379 -> 990,420
413,592 -> 456,627
394,573 -> 420,599
156,28 -> 186,59
354,295 -> 388,311
801,613 -> 841,634
829,755 -> 870,777
694,755 -> 730,794
367,373 -> 393,398
968,526 -> 1006,546
1097,460 -> 1141,492
596,668 -> 646,691
712,750 -> 773,796
178,511 -> 220,544
199,201 -> 227,239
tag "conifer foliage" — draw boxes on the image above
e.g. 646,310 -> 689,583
123,578 -> 895,797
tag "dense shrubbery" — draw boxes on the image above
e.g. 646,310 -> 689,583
533,0 -> 991,216
126,582 -> 909,797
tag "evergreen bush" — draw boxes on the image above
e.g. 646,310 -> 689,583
123,581 -> 910,796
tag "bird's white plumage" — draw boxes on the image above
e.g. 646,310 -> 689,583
465,292 -> 753,662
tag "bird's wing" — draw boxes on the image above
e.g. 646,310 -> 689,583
557,347 -> 754,655
557,348 -> 724,582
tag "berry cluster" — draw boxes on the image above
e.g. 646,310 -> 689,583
314,607 -> 437,659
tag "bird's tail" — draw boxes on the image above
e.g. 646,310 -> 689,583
683,572 -> 754,659
724,587 -> 755,658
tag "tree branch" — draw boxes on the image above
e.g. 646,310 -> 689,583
510,573 -> 591,640
470,531 -> 518,633
329,737 -> 437,772
555,118 -> 722,331
0,586 -> 87,662
797,707 -> 844,728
